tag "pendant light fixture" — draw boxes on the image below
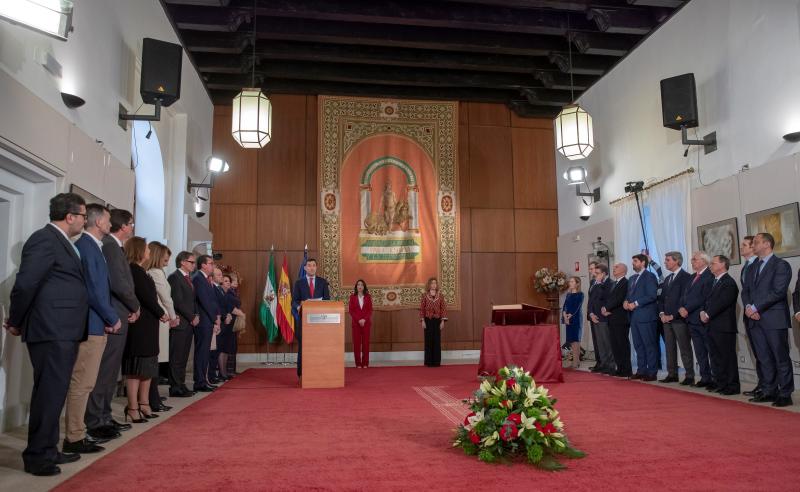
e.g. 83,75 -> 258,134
231,0 -> 272,149
554,16 -> 593,160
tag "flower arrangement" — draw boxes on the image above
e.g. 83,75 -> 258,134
453,366 -> 585,470
532,268 -> 568,294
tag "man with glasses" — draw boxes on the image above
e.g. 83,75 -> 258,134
192,255 -> 221,392
167,251 -> 200,396
5,193 -> 89,476
85,209 -> 140,441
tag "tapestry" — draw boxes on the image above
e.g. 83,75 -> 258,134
318,96 -> 460,310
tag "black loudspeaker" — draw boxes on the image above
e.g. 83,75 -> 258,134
140,38 -> 182,107
660,73 -> 698,130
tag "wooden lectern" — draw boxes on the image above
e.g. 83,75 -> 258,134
301,300 -> 345,389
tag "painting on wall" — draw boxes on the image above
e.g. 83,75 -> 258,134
746,202 -> 800,258
69,184 -> 103,206
697,218 -> 740,265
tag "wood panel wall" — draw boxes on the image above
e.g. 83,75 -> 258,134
210,97 -> 558,354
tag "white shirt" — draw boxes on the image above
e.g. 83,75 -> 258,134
110,233 -> 124,248
83,230 -> 104,249
48,222 -> 73,243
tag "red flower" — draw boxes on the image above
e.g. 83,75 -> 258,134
468,430 -> 481,444
463,412 -> 475,426
501,399 -> 513,409
535,421 -> 556,434
507,378 -> 517,388
507,413 -> 522,425
500,423 -> 519,441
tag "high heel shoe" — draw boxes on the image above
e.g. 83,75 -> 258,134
124,405 -> 148,423
138,402 -> 160,419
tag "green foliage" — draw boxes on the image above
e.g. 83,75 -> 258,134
537,454 -> 566,471
489,409 -> 507,424
560,446 -> 587,459
478,449 -> 496,463
526,443 -> 544,464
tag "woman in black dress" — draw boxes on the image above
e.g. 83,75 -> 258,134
216,274 -> 243,380
123,236 -> 167,422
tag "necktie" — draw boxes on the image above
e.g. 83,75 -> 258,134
207,275 -> 213,286
665,273 -> 674,288
712,277 -> 719,289
630,274 -> 639,290
741,261 -> 749,284
691,272 -> 700,285
184,274 -> 194,290
309,277 -> 315,297
756,258 -> 767,281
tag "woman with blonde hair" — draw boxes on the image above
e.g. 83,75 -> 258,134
144,241 -> 178,412
562,276 -> 584,369
419,277 -> 447,367
123,237 -> 167,422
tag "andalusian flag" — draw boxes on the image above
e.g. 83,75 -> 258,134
276,253 -> 295,343
259,248 -> 279,342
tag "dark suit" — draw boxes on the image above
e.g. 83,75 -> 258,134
604,276 -> 631,376
9,224 -> 88,470
703,273 -> 740,393
742,255 -> 794,398
292,276 -> 331,377
193,271 -> 220,389
85,235 -> 140,431
587,277 -> 614,372
168,270 -> 197,391
740,257 -> 762,390
626,270 -> 659,376
586,278 -> 599,367
659,269 -> 694,379
681,268 -> 714,383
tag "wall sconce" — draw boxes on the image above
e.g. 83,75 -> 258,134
562,165 -> 588,185
0,0 -> 75,41
783,131 -> 800,143
60,92 -> 84,109
187,157 -> 230,193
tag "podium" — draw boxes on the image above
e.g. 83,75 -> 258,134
301,300 -> 345,389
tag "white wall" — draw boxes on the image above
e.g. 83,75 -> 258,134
558,0 -> 800,235
0,0 -> 214,431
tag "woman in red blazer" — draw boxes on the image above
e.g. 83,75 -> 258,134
348,279 -> 373,368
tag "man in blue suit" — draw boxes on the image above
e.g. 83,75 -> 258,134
192,255 -> 221,392
743,232 -> 794,407
658,251 -> 694,385
5,193 -> 88,476
64,204 -> 121,455
678,251 -> 714,388
292,258 -> 331,378
623,254 -> 659,381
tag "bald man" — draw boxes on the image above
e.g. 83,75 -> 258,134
602,263 -> 632,377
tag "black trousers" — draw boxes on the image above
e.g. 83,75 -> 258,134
423,317 -> 442,367
609,322 -> 632,375
24,340 -> 79,468
168,325 -> 193,390
709,329 -> 740,392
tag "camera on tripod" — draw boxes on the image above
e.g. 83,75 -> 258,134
624,181 -> 644,193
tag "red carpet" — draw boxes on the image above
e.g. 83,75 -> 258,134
56,366 -> 800,491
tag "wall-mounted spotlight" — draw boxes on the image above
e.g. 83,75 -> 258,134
783,131 -> 800,143
187,156 -> 231,194
60,92 -> 84,109
562,165 -> 588,186
0,0 -> 74,41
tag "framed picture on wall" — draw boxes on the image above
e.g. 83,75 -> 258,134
746,202 -> 800,258
69,184 -> 103,206
697,218 -> 740,265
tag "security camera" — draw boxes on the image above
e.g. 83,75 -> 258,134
195,211 -> 206,218
580,215 -> 590,221
624,181 -> 644,193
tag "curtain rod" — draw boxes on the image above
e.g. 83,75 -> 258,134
608,167 -> 695,205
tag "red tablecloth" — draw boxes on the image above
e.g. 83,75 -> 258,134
478,324 -> 564,383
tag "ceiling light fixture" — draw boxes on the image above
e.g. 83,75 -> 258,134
554,15 -> 594,160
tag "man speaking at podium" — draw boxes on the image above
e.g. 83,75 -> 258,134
292,258 -> 330,378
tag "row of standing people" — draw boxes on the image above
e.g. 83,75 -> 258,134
563,233 -> 794,407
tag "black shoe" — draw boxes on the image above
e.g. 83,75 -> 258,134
87,426 -> 121,440
159,377 -> 170,385
629,373 -> 643,380
25,463 -> 61,476
705,385 -> 719,392
84,434 -> 110,445
641,375 -> 657,382
680,378 -> 695,386
659,376 -> 679,383
109,419 -> 132,432
63,438 -> 105,454
694,380 -> 712,388
749,393 -> 777,403
589,366 -> 602,373
152,404 -> 172,412
614,371 -> 632,378
742,388 -> 760,397
718,389 -> 740,396
194,385 -> 215,392
170,388 -> 193,397
772,396 -> 793,407
54,452 -> 81,464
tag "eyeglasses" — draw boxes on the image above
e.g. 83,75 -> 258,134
184,260 -> 196,264
69,212 -> 88,219
125,222 -> 135,228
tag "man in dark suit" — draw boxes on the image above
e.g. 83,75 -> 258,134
208,266 -> 228,384
586,261 -> 600,371
700,255 -> 740,395
743,232 -> 793,407
739,235 -> 762,396
658,251 -> 694,385
85,209 -> 138,441
292,258 -> 331,378
624,254 -> 659,381
193,254 -> 221,392
167,251 -> 199,397
678,251 -> 714,388
587,264 -> 614,374
5,193 -> 88,476
63,204 -> 121,455
602,263 -> 631,377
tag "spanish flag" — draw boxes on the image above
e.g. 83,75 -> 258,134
276,253 -> 295,343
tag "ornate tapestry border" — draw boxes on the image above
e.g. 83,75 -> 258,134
318,96 -> 460,310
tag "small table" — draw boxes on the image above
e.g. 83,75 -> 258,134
478,324 -> 564,383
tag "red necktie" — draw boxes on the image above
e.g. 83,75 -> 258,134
184,274 -> 194,290
309,277 -> 315,297
207,275 -> 213,286
692,272 -> 700,285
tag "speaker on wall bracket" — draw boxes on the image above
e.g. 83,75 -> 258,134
118,38 -> 183,127
660,73 -> 717,154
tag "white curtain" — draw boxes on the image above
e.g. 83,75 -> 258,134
646,174 -> 692,266
612,196 -> 643,272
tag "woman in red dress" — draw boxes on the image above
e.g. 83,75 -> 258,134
348,279 -> 373,368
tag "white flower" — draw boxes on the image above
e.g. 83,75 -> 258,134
512,383 -> 522,395
482,431 -> 499,446
480,380 -> 492,393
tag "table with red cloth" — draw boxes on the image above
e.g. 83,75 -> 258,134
478,324 -> 564,383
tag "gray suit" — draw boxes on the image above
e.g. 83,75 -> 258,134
84,235 -> 140,430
